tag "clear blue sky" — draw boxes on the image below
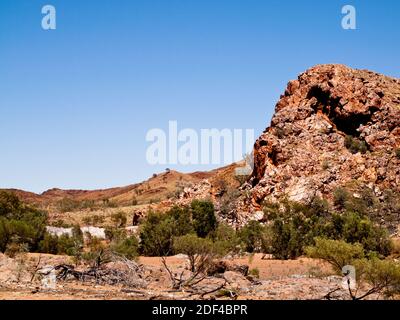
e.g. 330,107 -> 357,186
1,0 -> 399,193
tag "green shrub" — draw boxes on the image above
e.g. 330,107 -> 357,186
320,211 -> 392,257
57,198 -> 81,213
0,192 -> 21,216
352,258 -> 400,298
79,200 -> 95,210
344,135 -> 368,154
110,235 -> 139,260
140,214 -> 174,256
57,234 -> 82,256
378,189 -> 400,233
82,215 -> 105,226
5,242 -> 29,258
139,207 -> 193,256
395,148 -> 400,159
308,196 -> 330,217
50,219 -> 71,228
0,191 -> 48,253
248,268 -> 260,278
191,200 -> 218,238
80,235 -> 112,267
209,222 -> 239,255
102,198 -> 117,208
238,221 -> 265,253
331,186 -> 400,233
38,233 -> 60,254
306,238 -> 400,299
105,227 -> 127,242
270,217 -> 310,259
266,200 -> 324,259
262,195 -> 392,260
173,234 -> 218,272
39,225 -> 83,256
333,187 -> 349,209
167,206 -> 194,236
57,198 -> 98,213
139,205 -> 214,256
335,212 -> 392,256
322,160 -> 330,170
111,211 -> 127,228
0,220 -> 8,252
305,238 -> 365,273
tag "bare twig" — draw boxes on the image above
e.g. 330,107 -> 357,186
199,279 -> 228,298
30,255 -> 42,282
161,256 -> 185,290
322,287 -> 341,300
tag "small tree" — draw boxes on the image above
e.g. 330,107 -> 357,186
82,237 -> 109,268
209,222 -> 239,255
167,206 -> 194,236
0,191 -> 48,253
110,235 -> 139,260
306,238 -> 400,299
305,237 -> 365,273
191,200 -> 218,238
139,206 -> 194,256
38,233 -> 59,255
238,220 -> 265,253
261,195 -> 392,260
39,225 -> 83,256
352,258 -> 400,299
339,212 -> 392,256
173,234 -> 217,273
139,211 -> 175,256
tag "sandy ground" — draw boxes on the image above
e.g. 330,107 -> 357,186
0,253 -> 345,300
139,254 -> 332,279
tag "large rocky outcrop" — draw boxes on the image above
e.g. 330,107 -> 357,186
242,64 -> 400,218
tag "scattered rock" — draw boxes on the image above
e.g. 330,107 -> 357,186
223,271 -> 252,291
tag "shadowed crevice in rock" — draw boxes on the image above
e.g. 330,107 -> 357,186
333,113 -> 374,137
307,85 -> 376,137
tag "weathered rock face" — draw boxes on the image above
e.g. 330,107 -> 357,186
247,64 -> 400,212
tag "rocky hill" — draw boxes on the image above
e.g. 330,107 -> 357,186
3,64 -> 399,228
1,163 -> 241,210
237,64 -> 400,222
